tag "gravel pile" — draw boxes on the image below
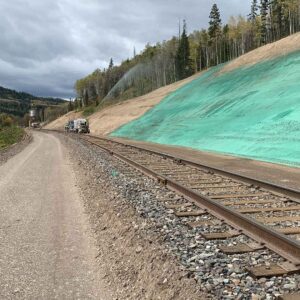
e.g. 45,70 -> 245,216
60,134 -> 300,300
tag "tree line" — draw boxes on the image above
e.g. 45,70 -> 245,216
74,0 -> 300,108
0,85 -> 67,125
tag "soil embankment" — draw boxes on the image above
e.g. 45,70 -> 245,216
221,32 -> 300,74
44,73 -> 201,134
45,111 -> 83,131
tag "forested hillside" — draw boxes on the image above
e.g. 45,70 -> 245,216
74,0 -> 300,108
0,86 -> 66,123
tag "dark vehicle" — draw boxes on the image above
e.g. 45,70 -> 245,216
65,120 -> 75,132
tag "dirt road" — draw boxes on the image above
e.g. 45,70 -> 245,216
0,132 -> 111,299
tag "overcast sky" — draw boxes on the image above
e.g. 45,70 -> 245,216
0,0 -> 251,98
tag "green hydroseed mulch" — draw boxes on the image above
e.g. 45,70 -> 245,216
111,51 -> 300,167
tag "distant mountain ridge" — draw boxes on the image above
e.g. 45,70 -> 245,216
0,86 -> 66,117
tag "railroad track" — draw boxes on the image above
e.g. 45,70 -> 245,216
47,130 -> 300,279
75,134 -> 300,278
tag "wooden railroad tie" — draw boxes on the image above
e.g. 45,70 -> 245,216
277,293 -> 300,300
222,199 -> 280,206
200,229 -> 240,240
210,193 -> 267,199
164,203 -> 193,209
238,205 -> 300,214
187,219 -> 222,228
247,261 -> 299,278
257,215 -> 300,223
190,184 -> 241,189
174,210 -> 206,217
219,242 -> 264,254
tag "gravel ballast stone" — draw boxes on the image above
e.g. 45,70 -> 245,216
59,133 -> 300,300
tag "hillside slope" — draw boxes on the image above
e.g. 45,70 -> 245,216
112,48 -> 300,167
44,73 -> 201,133
221,32 -> 300,74
0,86 -> 65,117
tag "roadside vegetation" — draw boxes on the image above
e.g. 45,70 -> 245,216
0,85 -> 67,126
0,113 -> 24,149
74,0 -> 300,111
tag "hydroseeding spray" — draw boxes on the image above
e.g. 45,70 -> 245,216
103,63 -> 149,102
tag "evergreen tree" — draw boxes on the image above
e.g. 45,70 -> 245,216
260,0 -> 269,44
133,47 -> 136,58
249,0 -> 259,22
175,20 -> 193,80
271,0 -> 286,39
208,4 -> 222,39
74,99 -> 78,110
67,100 -> 73,112
83,90 -> 89,107
109,58 -> 114,69
208,4 -> 222,64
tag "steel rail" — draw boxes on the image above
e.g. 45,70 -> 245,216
81,135 -> 300,266
86,134 -> 300,203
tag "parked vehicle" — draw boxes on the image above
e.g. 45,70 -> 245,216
31,122 -> 40,128
65,120 -> 74,132
74,119 -> 90,133
64,122 -> 69,131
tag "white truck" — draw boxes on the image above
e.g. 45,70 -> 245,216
73,119 -> 90,133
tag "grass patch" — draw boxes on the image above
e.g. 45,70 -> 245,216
0,126 -> 24,149
82,106 -> 95,117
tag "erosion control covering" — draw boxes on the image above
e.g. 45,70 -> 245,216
111,51 -> 300,167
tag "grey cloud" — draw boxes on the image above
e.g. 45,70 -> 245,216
0,0 -> 251,98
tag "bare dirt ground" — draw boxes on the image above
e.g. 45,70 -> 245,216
44,73 -> 202,134
221,32 -> 300,74
45,110 -> 83,130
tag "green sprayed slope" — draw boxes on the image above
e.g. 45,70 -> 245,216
111,51 -> 300,167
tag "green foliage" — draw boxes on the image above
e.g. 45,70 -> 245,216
82,106 -> 95,117
44,103 -> 69,124
175,20 -> 193,80
74,0 -> 300,108
208,4 -> 222,40
0,126 -> 24,149
260,0 -> 269,44
67,100 -> 74,112
109,58 -> 114,69
249,0 -> 259,22
0,113 -> 14,127
0,85 -> 66,124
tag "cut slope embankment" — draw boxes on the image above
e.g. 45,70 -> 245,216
44,111 -> 83,130
111,49 -> 300,167
221,32 -> 300,73
44,73 -> 201,134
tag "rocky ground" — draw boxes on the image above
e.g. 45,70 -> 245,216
0,130 -> 32,166
59,133 -> 300,300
